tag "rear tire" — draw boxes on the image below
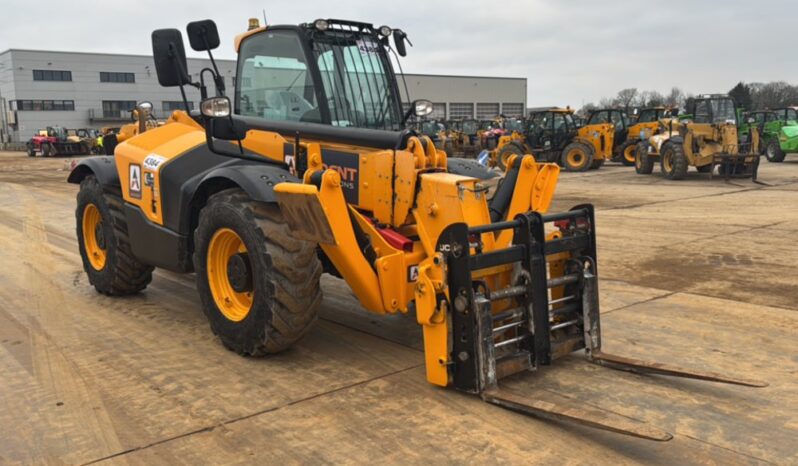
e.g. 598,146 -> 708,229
193,188 -> 322,355
76,176 -> 153,295
635,142 -> 654,175
765,138 -> 786,162
660,142 -> 688,180
42,144 -> 51,157
561,142 -> 594,172
619,141 -> 636,166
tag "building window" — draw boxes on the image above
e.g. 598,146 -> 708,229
102,100 -> 136,118
162,101 -> 194,112
100,72 -> 135,83
32,69 -> 72,81
449,103 -> 474,119
430,103 -> 446,119
502,103 -> 524,117
12,100 -> 75,111
476,103 -> 500,119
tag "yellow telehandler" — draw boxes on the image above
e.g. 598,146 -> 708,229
68,18 -> 764,441
492,107 -> 614,171
635,95 -> 760,180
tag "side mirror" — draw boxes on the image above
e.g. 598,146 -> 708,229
186,19 -> 220,51
393,29 -> 408,57
151,29 -> 191,87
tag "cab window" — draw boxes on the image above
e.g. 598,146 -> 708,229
552,113 -> 567,132
236,30 -> 321,123
609,111 -> 626,129
589,111 -> 609,125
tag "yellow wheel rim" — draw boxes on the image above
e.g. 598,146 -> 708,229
207,228 -> 253,322
566,149 -> 586,168
624,145 -> 636,163
82,203 -> 107,270
663,151 -> 673,172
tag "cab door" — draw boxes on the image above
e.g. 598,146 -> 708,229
608,110 -> 629,145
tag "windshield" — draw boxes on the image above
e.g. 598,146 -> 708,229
638,109 -> 660,123
462,120 -> 478,134
504,118 -> 523,132
694,99 -> 736,124
313,29 -> 402,130
236,27 -> 402,131
420,121 -> 441,136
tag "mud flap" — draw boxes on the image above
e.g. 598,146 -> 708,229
273,183 -> 335,245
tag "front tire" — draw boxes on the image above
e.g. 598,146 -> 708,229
76,176 -> 153,295
660,142 -> 688,180
619,141 -> 636,166
193,189 -> 322,355
26,143 -> 35,157
765,138 -> 786,163
561,142 -> 594,172
635,142 -> 654,175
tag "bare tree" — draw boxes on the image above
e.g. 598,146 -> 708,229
665,87 -> 687,108
615,88 -> 638,112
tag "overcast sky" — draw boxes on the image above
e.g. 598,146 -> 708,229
2,0 -> 795,106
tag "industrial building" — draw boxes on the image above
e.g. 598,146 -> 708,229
0,49 -> 526,143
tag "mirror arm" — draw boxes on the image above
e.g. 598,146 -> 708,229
203,41 -> 226,97
204,118 -> 257,161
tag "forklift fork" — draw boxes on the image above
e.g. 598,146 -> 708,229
437,205 -> 766,441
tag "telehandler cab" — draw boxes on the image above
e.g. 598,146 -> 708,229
68,18 -> 765,441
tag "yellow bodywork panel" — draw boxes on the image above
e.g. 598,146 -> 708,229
115,117 -> 206,225
577,123 -> 614,160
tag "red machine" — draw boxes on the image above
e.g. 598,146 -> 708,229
26,126 -> 88,157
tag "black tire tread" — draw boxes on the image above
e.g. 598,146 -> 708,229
76,176 -> 153,295
562,141 -> 594,172
635,142 -> 654,175
194,189 -> 321,355
661,142 -> 688,180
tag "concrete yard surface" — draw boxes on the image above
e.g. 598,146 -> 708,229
0,151 -> 796,465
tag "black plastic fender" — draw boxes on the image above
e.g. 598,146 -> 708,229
197,163 -> 300,204
66,156 -> 120,187
180,161 -> 300,235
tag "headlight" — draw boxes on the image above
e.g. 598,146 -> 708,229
414,100 -> 433,117
314,19 -> 329,31
378,25 -> 392,37
136,101 -> 153,116
200,97 -> 231,117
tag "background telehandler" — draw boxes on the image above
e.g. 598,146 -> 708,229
492,107 -> 614,171
68,18 -> 764,441
635,95 -> 761,180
